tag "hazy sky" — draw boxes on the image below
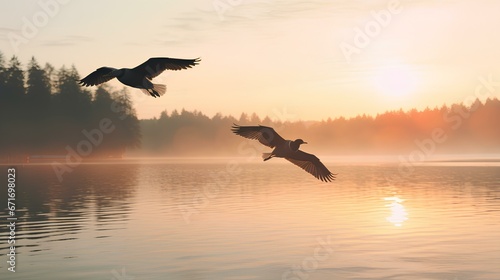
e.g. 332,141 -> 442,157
1,0 -> 500,121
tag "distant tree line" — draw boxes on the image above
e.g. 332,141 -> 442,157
0,52 -> 140,161
1,52 -> 499,159
138,99 -> 500,156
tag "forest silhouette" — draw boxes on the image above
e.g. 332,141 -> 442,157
138,99 -> 500,157
0,53 -> 140,162
1,53 -> 499,161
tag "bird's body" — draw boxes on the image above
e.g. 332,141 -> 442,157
231,124 -> 336,182
79,57 -> 200,97
267,140 -> 300,159
113,68 -> 166,97
117,69 -> 145,88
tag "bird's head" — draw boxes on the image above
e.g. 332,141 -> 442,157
294,139 -> 308,146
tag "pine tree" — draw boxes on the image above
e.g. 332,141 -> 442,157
1,56 -> 26,159
0,52 -> 6,97
0,52 -> 7,158
54,65 -> 92,120
111,89 -> 141,156
26,57 -> 52,117
4,56 -> 25,105
25,57 -> 52,154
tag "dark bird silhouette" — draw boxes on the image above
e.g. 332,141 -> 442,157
78,57 -> 200,97
231,124 -> 336,182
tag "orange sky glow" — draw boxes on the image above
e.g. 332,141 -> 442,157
1,0 -> 499,121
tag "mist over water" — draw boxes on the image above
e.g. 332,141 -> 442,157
0,160 -> 499,279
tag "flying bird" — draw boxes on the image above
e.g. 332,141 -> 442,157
78,57 -> 200,97
231,124 -> 336,182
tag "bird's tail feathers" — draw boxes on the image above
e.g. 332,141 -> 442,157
140,84 -> 167,98
262,153 -> 273,161
153,84 -> 166,96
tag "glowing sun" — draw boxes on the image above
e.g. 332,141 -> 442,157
372,65 -> 418,99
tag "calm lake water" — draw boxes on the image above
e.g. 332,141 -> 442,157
0,159 -> 499,280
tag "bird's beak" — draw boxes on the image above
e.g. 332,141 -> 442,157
304,142 -> 308,144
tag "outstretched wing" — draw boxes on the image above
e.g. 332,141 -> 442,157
285,150 -> 336,182
231,124 -> 286,148
132,57 -> 200,79
79,67 -> 117,87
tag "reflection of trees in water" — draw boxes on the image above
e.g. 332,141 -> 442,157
87,166 -> 139,233
0,164 -> 138,252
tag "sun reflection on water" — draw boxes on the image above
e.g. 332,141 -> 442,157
384,196 -> 408,227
